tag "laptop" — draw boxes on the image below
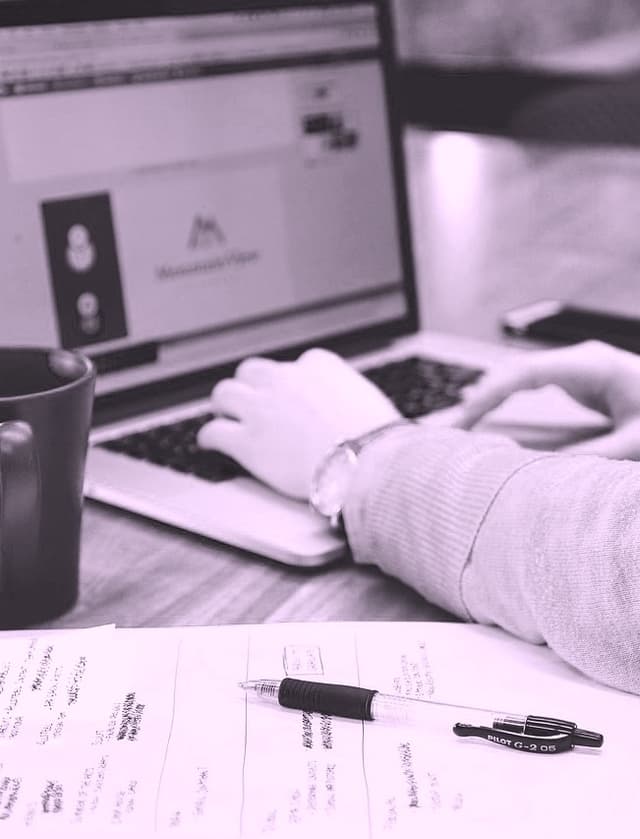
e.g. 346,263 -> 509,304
0,0 -> 607,566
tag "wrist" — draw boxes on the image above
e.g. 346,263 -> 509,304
309,419 -> 416,530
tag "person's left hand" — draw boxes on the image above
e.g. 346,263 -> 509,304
197,348 -> 401,499
454,340 -> 640,459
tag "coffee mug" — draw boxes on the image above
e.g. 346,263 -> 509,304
0,347 -> 95,628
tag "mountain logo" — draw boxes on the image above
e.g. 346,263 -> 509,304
187,214 -> 226,250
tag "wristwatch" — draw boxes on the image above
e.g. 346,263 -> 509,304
309,419 -> 415,531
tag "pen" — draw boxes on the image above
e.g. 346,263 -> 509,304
240,677 -> 603,754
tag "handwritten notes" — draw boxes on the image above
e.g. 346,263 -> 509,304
0,622 -> 638,837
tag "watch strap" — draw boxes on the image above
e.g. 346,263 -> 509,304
348,418 -> 417,454
310,418 -> 417,532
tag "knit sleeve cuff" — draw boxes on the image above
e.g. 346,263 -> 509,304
342,426 -> 552,619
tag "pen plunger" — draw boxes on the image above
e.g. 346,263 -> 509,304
493,715 -> 603,748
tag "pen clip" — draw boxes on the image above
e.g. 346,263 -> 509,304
453,723 -> 575,754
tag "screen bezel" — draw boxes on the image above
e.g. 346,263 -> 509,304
0,0 -> 420,422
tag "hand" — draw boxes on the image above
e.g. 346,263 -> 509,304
455,340 -> 640,458
197,348 -> 401,499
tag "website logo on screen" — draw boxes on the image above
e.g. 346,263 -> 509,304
187,215 -> 226,250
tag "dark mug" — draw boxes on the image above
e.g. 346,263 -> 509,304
0,347 -> 95,628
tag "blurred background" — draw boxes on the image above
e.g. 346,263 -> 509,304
392,0 -> 640,143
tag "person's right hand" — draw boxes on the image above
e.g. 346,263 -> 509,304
197,348 -> 401,500
455,340 -> 640,459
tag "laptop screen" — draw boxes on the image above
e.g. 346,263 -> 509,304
0,1 -> 415,397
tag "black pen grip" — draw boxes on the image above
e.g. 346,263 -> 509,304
278,677 -> 377,720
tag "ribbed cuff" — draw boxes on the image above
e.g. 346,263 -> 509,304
343,427 -> 553,619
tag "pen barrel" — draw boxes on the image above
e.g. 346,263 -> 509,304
369,692 -> 438,724
278,678 -> 377,721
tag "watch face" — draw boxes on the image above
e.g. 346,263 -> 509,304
310,443 -> 358,518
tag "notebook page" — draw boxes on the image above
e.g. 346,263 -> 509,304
0,622 -> 636,837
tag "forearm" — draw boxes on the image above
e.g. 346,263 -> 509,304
343,427 -> 640,694
466,452 -> 640,693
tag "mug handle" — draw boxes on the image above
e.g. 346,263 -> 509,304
0,421 -> 41,592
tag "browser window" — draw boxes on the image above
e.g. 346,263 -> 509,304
0,4 -> 407,392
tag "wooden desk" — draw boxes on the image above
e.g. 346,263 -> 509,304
42,128 -> 640,629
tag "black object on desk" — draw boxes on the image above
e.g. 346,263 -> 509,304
502,299 -> 640,354
0,347 -> 95,627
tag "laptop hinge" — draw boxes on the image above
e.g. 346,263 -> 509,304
327,331 -> 395,360
90,342 -> 159,375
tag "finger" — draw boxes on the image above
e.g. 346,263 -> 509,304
235,356 -> 284,386
455,366 -> 544,429
209,379 -> 256,419
297,347 -> 343,370
297,348 -> 357,393
197,417 -> 246,460
456,349 -> 612,429
561,423 -> 640,460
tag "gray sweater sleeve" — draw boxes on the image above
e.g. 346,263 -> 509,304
342,426 -> 640,695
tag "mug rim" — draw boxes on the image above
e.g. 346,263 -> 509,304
0,345 -> 95,402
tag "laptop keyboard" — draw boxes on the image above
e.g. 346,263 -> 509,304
99,355 -> 483,483
363,355 -> 482,418
100,414 -> 243,482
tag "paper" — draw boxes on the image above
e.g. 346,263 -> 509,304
0,621 -> 637,837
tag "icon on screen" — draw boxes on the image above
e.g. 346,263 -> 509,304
76,291 -> 101,336
65,223 -> 96,273
187,214 -> 226,250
